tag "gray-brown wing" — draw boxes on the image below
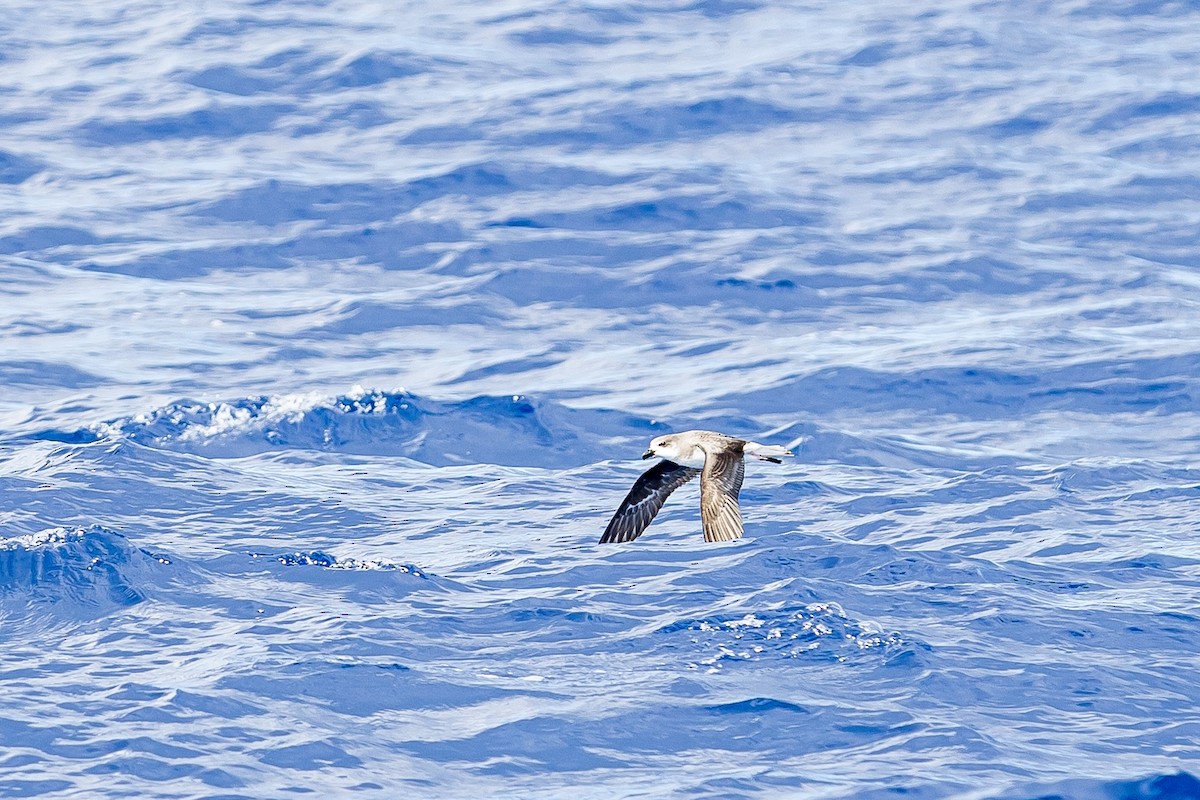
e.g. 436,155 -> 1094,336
699,447 -> 745,542
600,461 -> 701,543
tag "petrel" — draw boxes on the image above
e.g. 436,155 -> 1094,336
600,430 -> 793,543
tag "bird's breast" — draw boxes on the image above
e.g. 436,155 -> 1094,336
667,447 -> 707,469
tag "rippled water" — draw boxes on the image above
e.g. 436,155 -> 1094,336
4,1 -> 1200,798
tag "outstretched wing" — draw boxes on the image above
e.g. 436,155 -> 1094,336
600,461 -> 700,543
699,447 -> 745,542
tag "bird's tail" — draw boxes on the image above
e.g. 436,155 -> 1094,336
744,441 -> 794,464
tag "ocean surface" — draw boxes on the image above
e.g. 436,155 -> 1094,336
3,1 -> 1200,798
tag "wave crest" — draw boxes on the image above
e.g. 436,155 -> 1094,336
37,387 -> 662,467
0,525 -> 166,617
660,602 -> 912,671
263,550 -> 427,577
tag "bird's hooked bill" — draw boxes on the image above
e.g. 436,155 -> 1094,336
641,449 -> 655,459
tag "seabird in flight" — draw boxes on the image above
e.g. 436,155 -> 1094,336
600,430 -> 793,543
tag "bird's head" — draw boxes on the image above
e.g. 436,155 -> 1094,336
643,434 -> 679,461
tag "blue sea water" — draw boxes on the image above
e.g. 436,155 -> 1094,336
3,0 -> 1200,797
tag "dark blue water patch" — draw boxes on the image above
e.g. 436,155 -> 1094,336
0,435 -> 383,535
1088,92 -> 1200,134
190,180 -> 402,226
4,318 -> 86,337
79,756 -> 207,782
1074,0 -> 1200,16
985,113 -> 1054,138
469,248 -> 1064,310
847,159 -> 1014,185
1023,175 -> 1200,213
413,160 -> 628,206
257,740 -> 362,771
184,45 -> 453,99
0,150 -> 42,184
1109,132 -> 1200,160
1000,770 -> 1200,800
402,160 -> 515,201
178,14 -> 322,43
0,525 -> 169,619
520,96 -> 807,149
841,41 -> 899,67
0,360 -> 106,389
472,264 -> 642,307
1120,175 -> 1200,203
180,42 -> 426,98
451,354 -> 565,384
432,232 -> 678,275
404,594 -> 640,652
922,22 -> 991,50
1088,554 -> 1200,577
960,604 -> 1200,662
303,100 -> 392,131
36,390 -> 671,467
234,551 -> 439,602
280,220 -> 463,267
509,26 -> 615,46
913,467 -> 1034,508
704,696 -> 810,714
1121,484 -> 1200,502
303,298 -> 511,337
78,102 -> 295,145
0,225 -> 103,254
767,424 -> 1019,471
841,545 -> 1010,589
724,355 -> 1200,421
0,779 -> 73,798
460,258 -> 829,311
683,0 -> 764,19
325,50 -> 425,88
503,604 -> 626,633
907,254 -> 1074,298
182,64 -> 280,96
220,660 -> 547,718
0,718 -> 88,764
397,713 -> 630,775
401,122 -> 486,145
79,242 -> 291,279
1050,461 -> 1200,496
490,191 -> 819,233
398,692 -> 920,781
81,217 -> 459,278
955,496 -> 1057,524
190,162 -> 624,227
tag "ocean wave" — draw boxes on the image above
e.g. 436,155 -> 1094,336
658,601 -> 913,671
263,550 -> 427,577
0,525 -> 168,617
33,387 -> 668,467
212,547 -> 447,606
1000,771 -> 1200,800
727,356 -> 1200,421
